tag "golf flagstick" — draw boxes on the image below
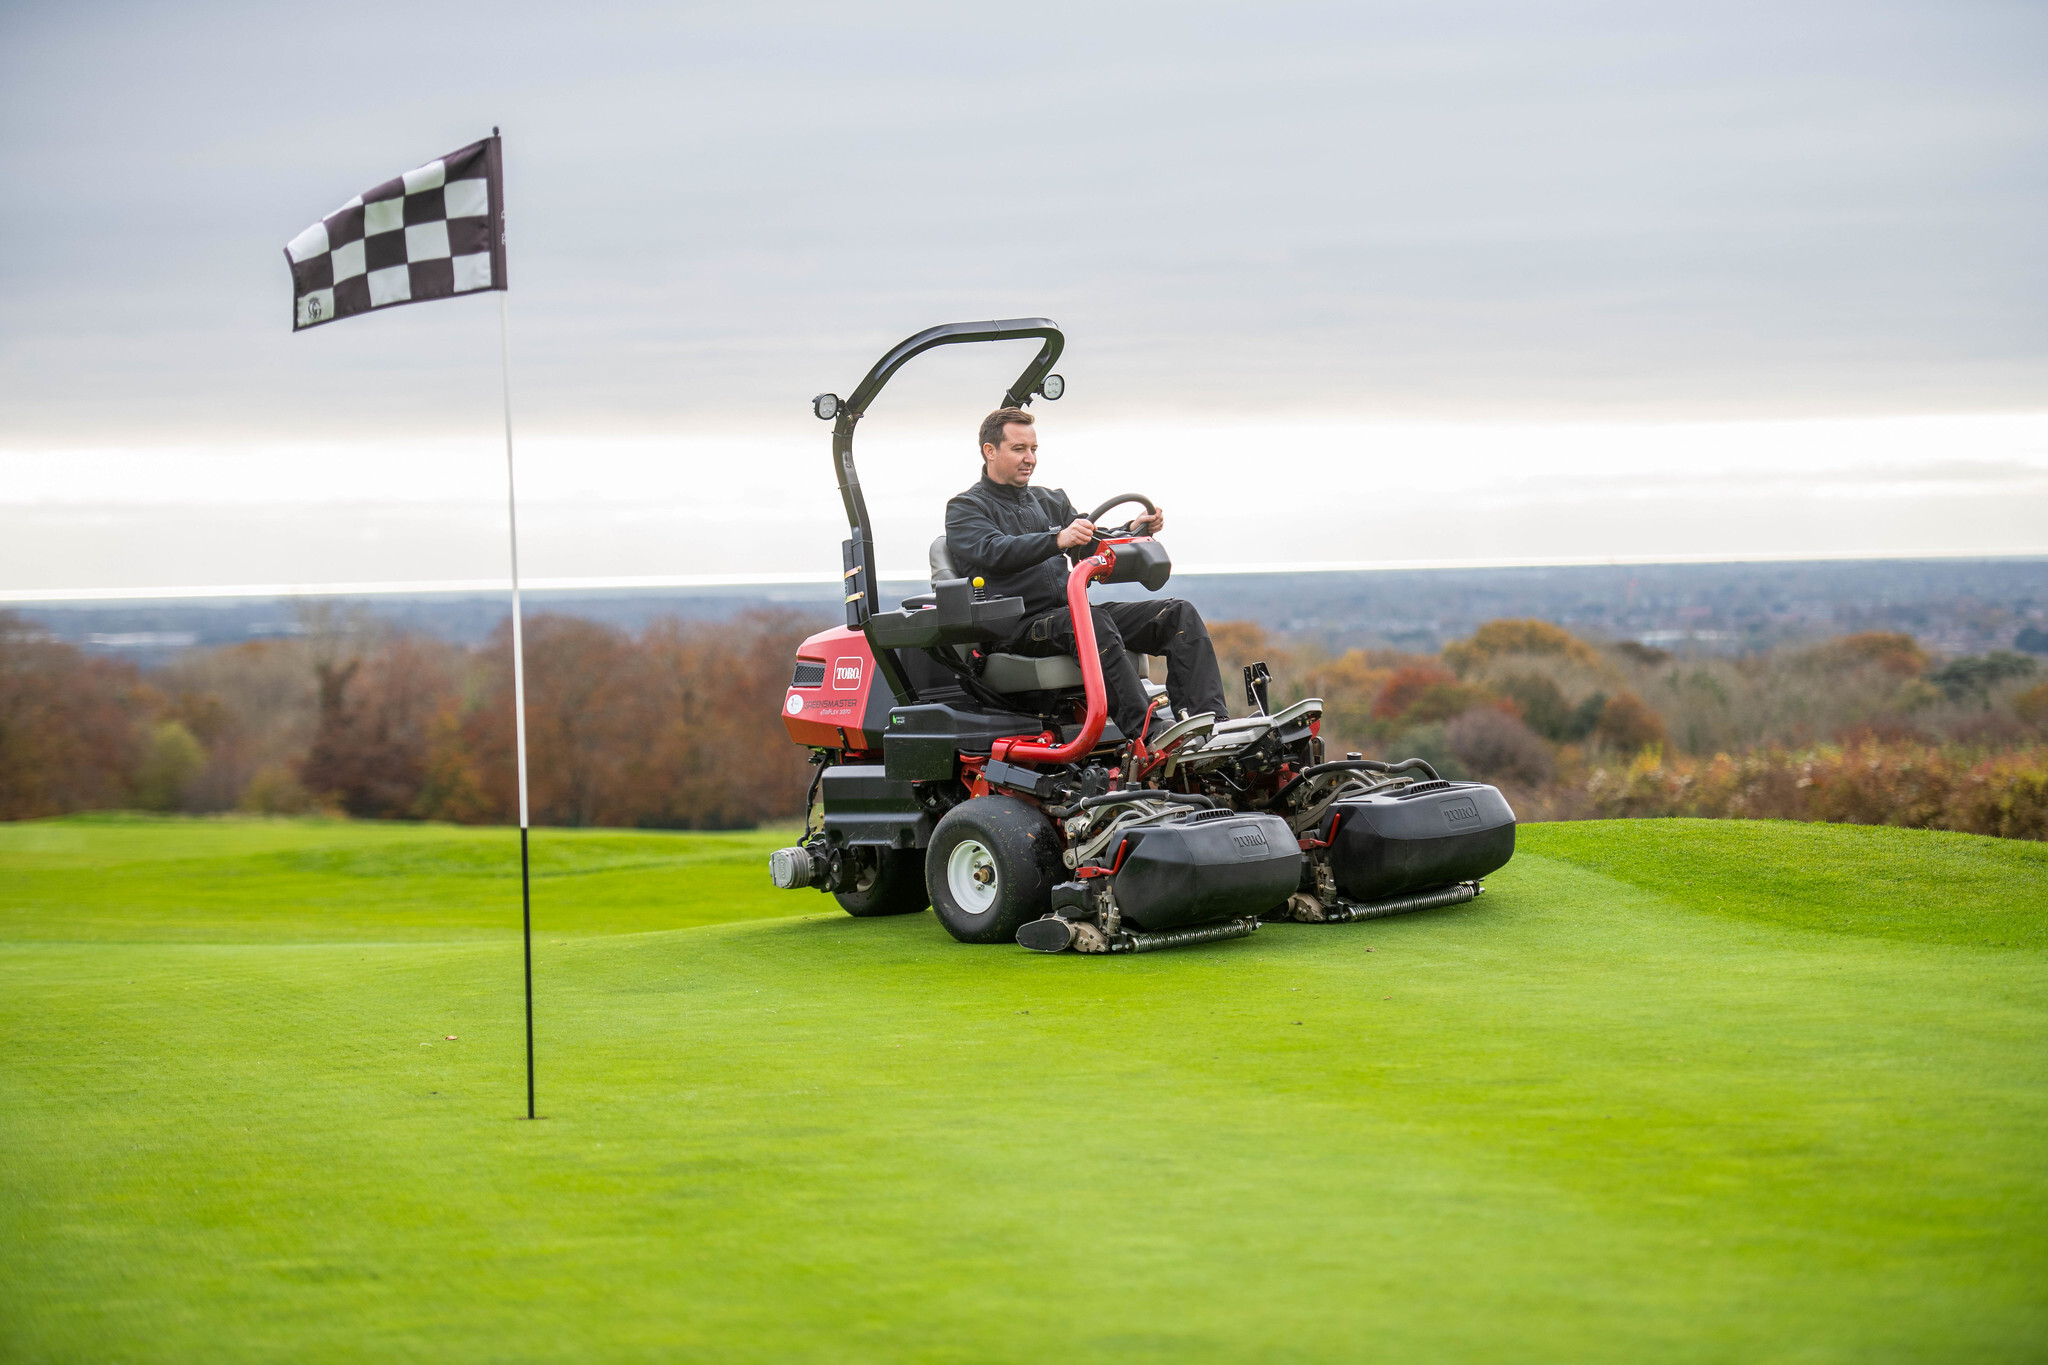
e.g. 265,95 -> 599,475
499,286 -> 537,1121
283,129 -> 528,1113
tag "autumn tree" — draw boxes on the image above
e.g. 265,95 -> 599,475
300,637 -> 466,818
1442,619 -> 1602,675
1798,632 -> 1928,677
0,612 -> 156,819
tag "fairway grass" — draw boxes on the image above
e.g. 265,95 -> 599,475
2,816 -> 2043,1362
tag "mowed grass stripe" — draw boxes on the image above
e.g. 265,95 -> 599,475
2,817 -> 2044,1362
0,816 -> 804,942
1529,818 -> 2048,948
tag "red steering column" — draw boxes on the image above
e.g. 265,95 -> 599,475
991,548 -> 1118,765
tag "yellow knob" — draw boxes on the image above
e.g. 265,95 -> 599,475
972,577 -> 984,588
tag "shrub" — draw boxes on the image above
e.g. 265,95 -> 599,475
1495,672 -> 1606,742
1577,740 -> 2048,840
1592,691 -> 1665,754
1442,619 -> 1601,675
238,765 -> 318,815
1929,652 -> 2037,706
1372,665 -> 1483,723
134,721 -> 206,812
1493,672 -> 1572,738
159,640 -> 319,812
1800,632 -> 1928,676
1945,750 -> 2048,840
1207,620 -> 1269,667
411,709 -> 493,823
1446,707 -> 1553,786
2015,682 -> 2048,730
1297,649 -> 1396,749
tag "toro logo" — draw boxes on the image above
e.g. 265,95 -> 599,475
1443,798 -> 1481,827
1230,826 -> 1269,858
832,658 -> 863,691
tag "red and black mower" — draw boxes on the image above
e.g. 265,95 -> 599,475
768,319 -> 1516,953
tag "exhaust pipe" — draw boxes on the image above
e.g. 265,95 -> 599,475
1325,881 -> 1481,923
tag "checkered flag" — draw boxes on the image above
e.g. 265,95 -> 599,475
285,135 -> 506,331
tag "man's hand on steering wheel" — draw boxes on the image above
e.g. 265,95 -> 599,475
1083,494 -> 1164,540
1056,517 -> 1097,550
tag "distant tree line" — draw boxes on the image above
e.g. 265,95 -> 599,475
3,608 -> 2044,838
0,609 -> 817,828
1212,618 -> 2047,838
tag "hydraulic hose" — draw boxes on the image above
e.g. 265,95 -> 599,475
1044,790 -> 1217,819
1308,757 -> 1439,781
1274,756 -> 1440,805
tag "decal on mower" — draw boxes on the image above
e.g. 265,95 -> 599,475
1231,827 -> 1270,857
1443,798 -> 1481,827
785,694 -> 804,715
833,658 -> 863,691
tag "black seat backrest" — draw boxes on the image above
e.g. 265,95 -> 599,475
929,534 -> 959,586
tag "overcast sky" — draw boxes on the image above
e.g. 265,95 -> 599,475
2,0 -> 2044,593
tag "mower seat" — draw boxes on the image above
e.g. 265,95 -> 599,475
983,652 -> 1086,691
926,535 -> 1159,697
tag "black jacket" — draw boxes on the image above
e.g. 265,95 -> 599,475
944,474 -> 1081,617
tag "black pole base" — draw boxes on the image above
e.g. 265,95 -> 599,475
520,824 -> 535,1121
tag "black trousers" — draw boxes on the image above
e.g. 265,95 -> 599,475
1008,598 -> 1229,741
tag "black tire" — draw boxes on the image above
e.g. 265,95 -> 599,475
834,847 -> 931,918
926,796 -> 1062,944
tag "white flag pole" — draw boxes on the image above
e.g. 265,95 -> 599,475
499,285 -> 537,1121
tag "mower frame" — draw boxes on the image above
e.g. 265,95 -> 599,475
771,318 -> 1517,952
825,317 -> 1065,706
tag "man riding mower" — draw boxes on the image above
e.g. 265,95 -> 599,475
768,319 -> 1516,954
948,403 -> 1230,753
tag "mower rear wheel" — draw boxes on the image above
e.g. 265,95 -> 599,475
834,847 -> 931,918
927,796 -> 1061,944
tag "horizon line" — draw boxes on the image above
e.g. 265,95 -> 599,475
4,547 -> 2046,604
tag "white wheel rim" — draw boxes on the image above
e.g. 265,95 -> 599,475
946,839 -> 999,916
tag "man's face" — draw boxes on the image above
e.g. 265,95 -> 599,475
982,422 -> 1038,486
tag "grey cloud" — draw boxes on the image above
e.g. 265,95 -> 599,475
1,0 -> 2043,444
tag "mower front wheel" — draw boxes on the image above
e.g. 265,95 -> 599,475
927,796 -> 1062,944
834,847 -> 931,918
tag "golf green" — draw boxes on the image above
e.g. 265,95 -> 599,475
2,815 -> 2043,1362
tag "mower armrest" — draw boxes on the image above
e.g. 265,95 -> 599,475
867,578 -> 1025,650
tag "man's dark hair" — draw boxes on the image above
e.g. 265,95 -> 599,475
979,407 -> 1034,456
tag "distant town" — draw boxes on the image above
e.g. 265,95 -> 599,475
16,555 -> 2048,667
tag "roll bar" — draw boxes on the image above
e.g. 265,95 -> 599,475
829,319 -> 1064,638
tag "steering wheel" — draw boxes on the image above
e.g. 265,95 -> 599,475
1085,493 -> 1158,538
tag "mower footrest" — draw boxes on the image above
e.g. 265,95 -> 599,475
1111,916 -> 1261,953
1328,882 -> 1481,923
